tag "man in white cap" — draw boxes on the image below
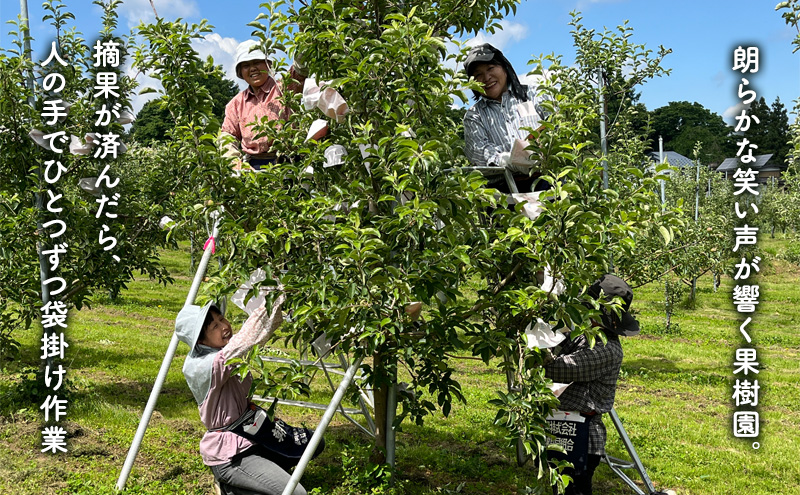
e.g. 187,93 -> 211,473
221,40 -> 307,170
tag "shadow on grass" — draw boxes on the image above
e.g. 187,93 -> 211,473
301,421 -> 540,495
622,355 -> 728,387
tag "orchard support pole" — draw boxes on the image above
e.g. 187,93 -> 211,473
385,378 -> 398,473
692,158 -> 700,300
658,139 -> 670,328
694,159 -> 700,223
598,69 -> 609,191
282,358 -> 364,495
598,68 -> 614,272
20,1 -> 46,291
21,0 -> 58,373
116,212 -> 222,491
20,0 -> 51,308
19,0 -> 34,105
658,137 -> 666,206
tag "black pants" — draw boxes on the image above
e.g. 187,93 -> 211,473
555,454 -> 602,495
247,157 -> 277,170
492,173 -> 551,194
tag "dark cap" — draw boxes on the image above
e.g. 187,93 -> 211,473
587,274 -> 640,336
465,44 -> 498,76
463,43 -> 529,102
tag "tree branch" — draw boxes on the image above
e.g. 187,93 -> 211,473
464,261 -> 524,316
149,0 -> 159,19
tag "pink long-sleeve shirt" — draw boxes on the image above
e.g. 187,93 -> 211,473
194,303 -> 283,465
197,350 -> 256,465
221,77 -> 289,158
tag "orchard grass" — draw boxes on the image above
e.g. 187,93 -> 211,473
1,238 -> 799,494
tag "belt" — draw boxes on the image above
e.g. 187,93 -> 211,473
208,403 -> 258,432
246,153 -> 277,161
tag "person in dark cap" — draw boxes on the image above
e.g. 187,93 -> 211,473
543,274 -> 640,495
463,43 -> 553,192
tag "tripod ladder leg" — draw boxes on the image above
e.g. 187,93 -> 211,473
603,408 -> 657,495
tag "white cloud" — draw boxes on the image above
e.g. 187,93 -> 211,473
125,33 -> 244,115
194,35 -> 295,91
712,70 -> 726,88
465,20 -> 529,52
126,63 -> 163,115
443,39 -> 466,73
442,21 -> 531,106
445,20 -> 530,73
193,33 -> 241,86
118,0 -> 199,30
723,102 -> 747,126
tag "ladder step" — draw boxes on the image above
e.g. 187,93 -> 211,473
259,355 -> 344,369
252,396 -> 365,416
258,356 -> 366,380
603,455 -> 635,469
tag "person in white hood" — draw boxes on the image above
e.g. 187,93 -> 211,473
176,295 -> 311,495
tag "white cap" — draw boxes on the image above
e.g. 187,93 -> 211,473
235,40 -> 269,79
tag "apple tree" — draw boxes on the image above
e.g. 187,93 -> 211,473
0,0 -> 175,366
133,5 -> 678,492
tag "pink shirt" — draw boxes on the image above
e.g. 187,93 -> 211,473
221,77 -> 289,157
195,302 -> 284,465
198,351 -> 255,465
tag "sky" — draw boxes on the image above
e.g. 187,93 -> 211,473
2,0 -> 799,125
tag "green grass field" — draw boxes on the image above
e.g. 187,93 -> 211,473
2,238 -> 799,495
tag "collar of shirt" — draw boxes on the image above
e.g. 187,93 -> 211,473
244,76 -> 278,101
476,85 -> 512,108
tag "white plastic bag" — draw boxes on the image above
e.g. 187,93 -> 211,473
523,318 -> 566,349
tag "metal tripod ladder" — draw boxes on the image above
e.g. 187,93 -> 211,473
229,267 -> 378,439
506,360 -> 659,493
252,333 -> 377,439
602,408 -> 658,495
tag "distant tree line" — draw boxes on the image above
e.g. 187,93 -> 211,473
647,97 -> 790,166
585,68 -> 790,167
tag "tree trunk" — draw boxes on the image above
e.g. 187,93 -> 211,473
664,280 -> 670,331
189,231 -> 196,275
665,308 -> 671,332
370,351 -> 389,465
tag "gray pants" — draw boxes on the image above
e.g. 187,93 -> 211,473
210,448 -> 307,495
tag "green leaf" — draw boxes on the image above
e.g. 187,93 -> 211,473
659,225 -> 671,245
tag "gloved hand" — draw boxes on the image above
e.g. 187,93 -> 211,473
497,151 -> 511,168
293,50 -> 309,77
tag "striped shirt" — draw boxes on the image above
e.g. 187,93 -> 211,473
544,333 -> 624,456
463,84 -> 551,167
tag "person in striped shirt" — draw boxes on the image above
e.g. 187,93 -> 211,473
463,43 -> 552,193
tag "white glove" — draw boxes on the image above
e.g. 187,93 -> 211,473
497,151 -> 511,168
